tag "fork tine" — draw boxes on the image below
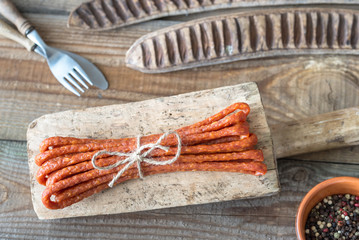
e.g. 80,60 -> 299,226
74,66 -> 94,86
65,74 -> 85,93
70,70 -> 89,89
58,77 -> 81,97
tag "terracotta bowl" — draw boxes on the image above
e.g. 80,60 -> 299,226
295,176 -> 359,240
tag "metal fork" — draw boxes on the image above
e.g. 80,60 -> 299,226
28,30 -> 93,96
0,0 -> 93,96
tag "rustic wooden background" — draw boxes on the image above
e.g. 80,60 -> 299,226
0,0 -> 359,239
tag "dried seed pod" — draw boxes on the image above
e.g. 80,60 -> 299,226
68,0 -> 355,31
125,8 -> 359,73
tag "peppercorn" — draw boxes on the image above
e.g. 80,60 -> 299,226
305,194 -> 359,240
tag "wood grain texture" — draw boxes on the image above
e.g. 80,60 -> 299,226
1,13 -> 359,141
27,83 -> 279,219
0,0 -> 357,238
1,139 -> 359,239
9,0 -> 87,14
68,0 -> 359,31
295,147 -> 359,163
0,1 -> 358,189
271,107 -> 359,158
126,8 -> 359,73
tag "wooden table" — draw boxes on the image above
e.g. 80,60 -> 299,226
1,0 -> 358,239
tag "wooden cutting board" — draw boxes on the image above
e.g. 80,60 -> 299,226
27,82 -> 279,219
27,81 -> 359,219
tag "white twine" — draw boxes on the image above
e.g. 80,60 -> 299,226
91,131 -> 182,187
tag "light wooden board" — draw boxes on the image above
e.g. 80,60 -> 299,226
27,82 -> 279,219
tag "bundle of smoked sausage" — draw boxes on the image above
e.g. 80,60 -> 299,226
34,102 -> 267,209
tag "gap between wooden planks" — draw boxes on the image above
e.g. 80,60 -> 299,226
27,82 -> 279,219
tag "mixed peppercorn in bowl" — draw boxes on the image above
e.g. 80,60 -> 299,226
296,177 -> 359,240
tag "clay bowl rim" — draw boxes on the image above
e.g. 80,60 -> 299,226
295,176 -> 359,240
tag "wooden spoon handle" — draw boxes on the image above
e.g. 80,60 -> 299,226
0,19 -> 34,51
0,0 -> 33,35
271,107 -> 359,158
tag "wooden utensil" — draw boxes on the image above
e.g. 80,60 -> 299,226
27,82 -> 359,219
126,8 -> 359,73
68,0 -> 356,31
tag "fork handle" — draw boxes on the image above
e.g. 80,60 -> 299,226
0,0 -> 33,35
0,19 -> 34,51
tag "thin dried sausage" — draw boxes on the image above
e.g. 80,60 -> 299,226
35,102 -> 266,210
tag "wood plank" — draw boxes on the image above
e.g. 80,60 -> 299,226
1,13 -> 359,141
271,107 -> 359,158
0,0 -> 358,237
27,82 -> 279,219
293,147 -> 359,164
0,11 -> 358,163
1,139 -> 359,239
10,0 -> 88,14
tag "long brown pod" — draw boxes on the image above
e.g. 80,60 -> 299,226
68,0 -> 356,31
126,8 -> 359,73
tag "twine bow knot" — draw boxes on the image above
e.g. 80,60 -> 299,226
91,131 -> 182,187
